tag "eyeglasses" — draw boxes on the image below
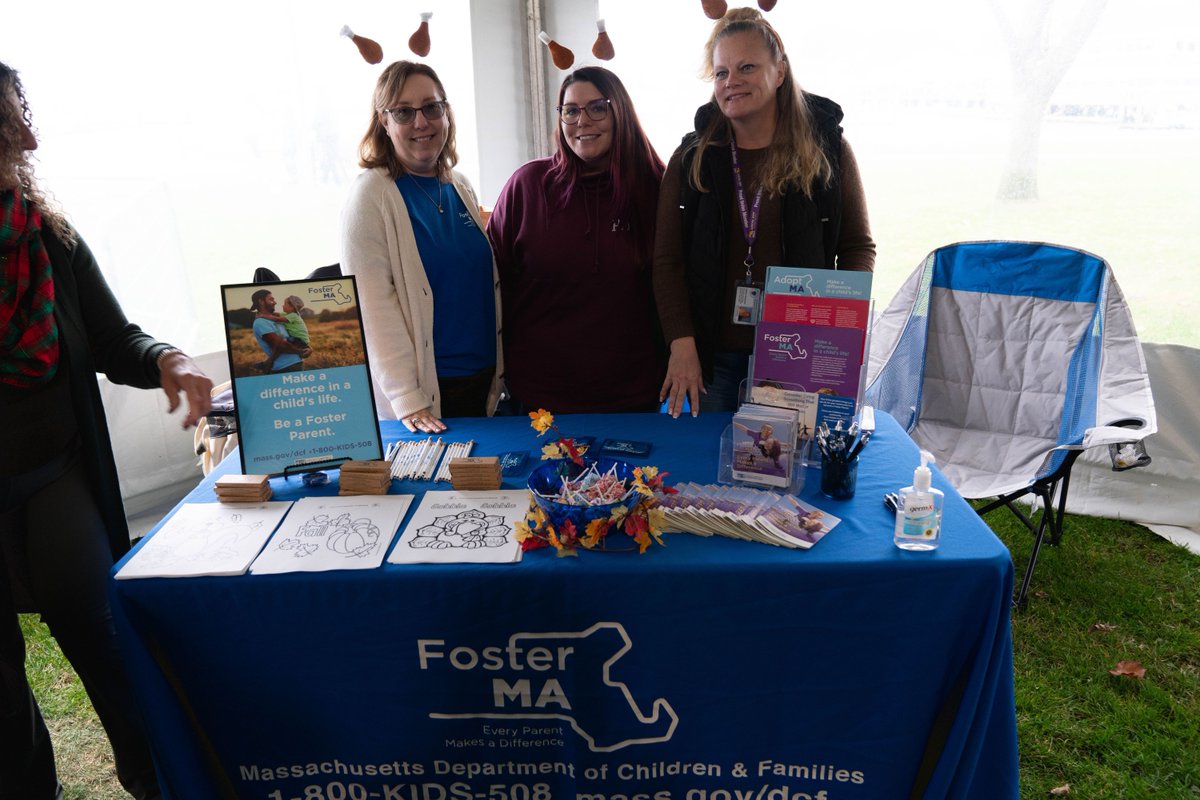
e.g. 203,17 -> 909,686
557,98 -> 611,124
384,101 -> 447,125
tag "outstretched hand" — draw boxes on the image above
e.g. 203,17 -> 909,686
159,351 -> 213,428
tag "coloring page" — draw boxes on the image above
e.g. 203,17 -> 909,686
388,490 -> 527,565
249,495 -> 413,574
116,502 -> 292,579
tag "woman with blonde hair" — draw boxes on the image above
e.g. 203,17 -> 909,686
653,8 -> 876,416
342,60 -> 502,432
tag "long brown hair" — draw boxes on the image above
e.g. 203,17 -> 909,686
357,61 -> 458,182
688,8 -> 833,198
0,62 -> 74,244
546,67 -> 665,265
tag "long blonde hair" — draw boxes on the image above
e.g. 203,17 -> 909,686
357,61 -> 458,182
1,62 -> 74,245
688,8 -> 833,198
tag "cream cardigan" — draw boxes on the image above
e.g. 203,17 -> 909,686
340,167 -> 503,420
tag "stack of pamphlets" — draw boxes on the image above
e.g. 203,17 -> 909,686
750,266 -> 873,434
730,404 -> 799,489
338,460 -> 392,495
657,483 -> 840,549
448,456 -> 503,490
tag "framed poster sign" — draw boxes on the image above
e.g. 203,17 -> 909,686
221,277 -> 383,476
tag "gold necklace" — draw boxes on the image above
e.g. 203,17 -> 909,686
406,173 -> 444,214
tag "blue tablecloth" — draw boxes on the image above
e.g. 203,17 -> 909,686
111,411 -> 1018,800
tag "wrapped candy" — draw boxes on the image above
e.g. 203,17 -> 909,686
408,11 -> 432,57
339,25 -> 383,65
591,18 -> 615,60
702,0 -> 728,20
537,31 -> 575,70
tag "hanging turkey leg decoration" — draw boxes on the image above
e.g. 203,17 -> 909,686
592,19 -> 615,60
408,12 -> 432,57
339,25 -> 383,64
538,31 -> 575,70
702,0 -> 728,20
758,0 -> 778,9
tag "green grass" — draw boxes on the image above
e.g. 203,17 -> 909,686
985,508 -> 1200,798
22,513 -> 1200,798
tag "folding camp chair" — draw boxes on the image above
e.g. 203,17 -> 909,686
865,241 -> 1156,608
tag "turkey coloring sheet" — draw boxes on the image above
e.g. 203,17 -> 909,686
388,490 -> 526,565
249,495 -> 413,574
116,501 -> 293,579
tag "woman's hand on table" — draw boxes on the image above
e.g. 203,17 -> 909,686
159,351 -> 214,429
403,407 -> 447,434
660,336 -> 704,418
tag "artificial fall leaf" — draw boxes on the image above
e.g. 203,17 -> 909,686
513,519 -> 532,543
1109,660 -> 1146,679
608,504 -> 630,528
529,408 -> 554,434
542,442 -> 566,460
1049,784 -> 1071,797
582,518 -> 609,548
1089,622 -> 1118,633
558,518 -> 579,546
647,505 -> 668,536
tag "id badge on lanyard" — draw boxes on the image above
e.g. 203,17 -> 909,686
733,275 -> 763,325
730,140 -> 763,326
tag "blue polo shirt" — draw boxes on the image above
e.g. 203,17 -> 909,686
396,175 -> 496,377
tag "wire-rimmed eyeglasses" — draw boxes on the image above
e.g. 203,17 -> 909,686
557,98 -> 611,124
384,101 -> 447,125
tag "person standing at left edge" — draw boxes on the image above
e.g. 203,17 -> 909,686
1,62 -> 212,799
342,61 -> 503,434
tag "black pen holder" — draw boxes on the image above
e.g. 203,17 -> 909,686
820,455 -> 859,500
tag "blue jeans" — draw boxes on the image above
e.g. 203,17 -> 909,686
700,351 -> 751,413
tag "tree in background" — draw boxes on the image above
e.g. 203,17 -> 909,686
989,0 -> 1109,200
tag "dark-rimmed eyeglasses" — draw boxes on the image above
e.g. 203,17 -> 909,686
557,98 -> 611,124
384,101 -> 447,125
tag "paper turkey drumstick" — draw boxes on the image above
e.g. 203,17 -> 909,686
591,18 -> 615,60
702,0 -> 728,20
339,25 -> 383,65
758,0 -> 778,9
408,12 -> 432,57
537,31 -> 575,70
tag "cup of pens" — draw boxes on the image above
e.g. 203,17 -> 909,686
815,421 -> 869,500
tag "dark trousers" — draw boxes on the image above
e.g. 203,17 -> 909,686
0,445 -> 160,800
438,365 -> 495,418
700,351 -> 752,413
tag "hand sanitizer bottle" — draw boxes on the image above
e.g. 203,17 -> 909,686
894,450 -> 944,551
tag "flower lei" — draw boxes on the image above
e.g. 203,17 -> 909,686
515,409 -> 676,556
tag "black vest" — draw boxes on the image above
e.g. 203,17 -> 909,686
677,95 -> 845,379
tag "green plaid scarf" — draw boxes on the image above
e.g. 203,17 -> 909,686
1,188 -> 59,386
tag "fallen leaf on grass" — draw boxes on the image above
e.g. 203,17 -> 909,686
1089,622 -> 1118,632
1049,783 -> 1071,796
1109,660 -> 1146,679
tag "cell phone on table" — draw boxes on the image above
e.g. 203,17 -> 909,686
659,396 -> 691,414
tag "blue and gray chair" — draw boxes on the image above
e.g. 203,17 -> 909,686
865,241 -> 1156,607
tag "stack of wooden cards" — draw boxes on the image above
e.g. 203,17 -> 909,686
448,456 -> 502,490
338,460 -> 393,495
214,474 -> 272,503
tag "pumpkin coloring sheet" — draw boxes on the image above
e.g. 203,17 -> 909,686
249,495 -> 414,574
116,502 -> 293,579
388,490 -> 526,565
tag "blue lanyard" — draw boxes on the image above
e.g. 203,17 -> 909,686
730,140 -> 763,281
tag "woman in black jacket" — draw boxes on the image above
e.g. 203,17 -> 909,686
1,61 -> 212,799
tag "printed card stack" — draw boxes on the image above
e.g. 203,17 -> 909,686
338,460 -> 392,495
214,474 -> 272,503
448,456 -> 502,491
730,404 -> 800,489
657,482 -> 841,549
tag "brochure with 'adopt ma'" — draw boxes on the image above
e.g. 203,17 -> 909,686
764,266 -> 873,300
